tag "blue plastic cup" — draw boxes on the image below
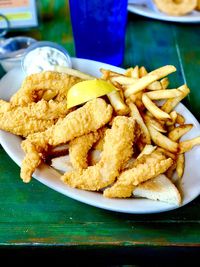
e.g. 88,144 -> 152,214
69,0 -> 128,66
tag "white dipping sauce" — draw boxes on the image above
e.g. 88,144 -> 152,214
23,46 -> 71,75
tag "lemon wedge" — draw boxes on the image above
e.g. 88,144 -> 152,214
67,79 -> 115,109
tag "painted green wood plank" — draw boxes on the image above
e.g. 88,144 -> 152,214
124,14 -> 184,88
0,222 -> 200,245
1,147 -> 200,245
38,0 -> 74,55
125,14 -> 200,121
172,24 -> 200,121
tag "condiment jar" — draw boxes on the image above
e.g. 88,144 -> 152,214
22,41 -> 72,75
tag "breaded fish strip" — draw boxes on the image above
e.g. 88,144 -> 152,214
0,99 -> 10,112
0,99 -> 69,120
69,129 -> 104,171
103,151 -> 173,198
0,102 -> 54,137
21,98 -> 113,182
93,127 -> 107,151
10,71 -> 82,106
21,141 -> 42,182
61,116 -> 135,191
26,98 -> 113,148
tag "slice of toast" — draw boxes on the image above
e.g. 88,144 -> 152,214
133,174 -> 181,205
51,155 -> 73,174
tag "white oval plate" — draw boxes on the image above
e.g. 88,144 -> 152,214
128,1 -> 200,23
0,58 -> 200,214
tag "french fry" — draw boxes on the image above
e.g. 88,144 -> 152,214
168,124 -> 193,141
147,124 -> 178,153
139,66 -> 148,77
170,110 -> 178,123
137,138 -> 146,152
137,144 -> 157,159
166,161 -> 177,180
147,81 -> 162,91
100,68 -> 111,80
160,77 -> 169,89
134,121 -> 142,141
142,94 -> 171,120
144,114 -> 167,133
127,100 -> 151,144
167,125 -> 175,132
129,91 -> 143,103
166,110 -> 178,126
176,113 -> 185,125
135,99 -> 146,112
128,66 -> 139,78
100,68 -> 124,78
124,67 -> 134,77
54,66 -> 95,80
132,66 -> 140,78
135,91 -> 143,101
110,76 -> 137,86
146,89 -> 183,100
107,90 -> 129,115
161,84 -> 190,113
125,66 -> 139,78
124,65 -> 176,97
129,91 -> 145,111
176,154 -> 185,179
179,136 -> 200,153
156,147 -> 176,160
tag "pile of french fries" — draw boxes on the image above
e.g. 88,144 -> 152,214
100,65 -> 200,183
57,64 -> 200,186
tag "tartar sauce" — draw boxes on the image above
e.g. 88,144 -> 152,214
23,45 -> 71,75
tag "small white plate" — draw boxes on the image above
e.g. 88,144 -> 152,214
128,1 -> 200,23
0,58 -> 200,214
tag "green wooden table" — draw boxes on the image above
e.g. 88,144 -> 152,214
0,1 -> 200,264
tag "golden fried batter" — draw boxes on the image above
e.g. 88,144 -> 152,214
21,141 -> 42,183
153,0 -> 197,16
20,98 -> 113,182
10,71 -> 82,106
69,129 -> 104,171
0,103 -> 54,137
0,99 -> 69,137
1,99 -> 68,120
61,116 -> 135,191
103,151 -> 173,198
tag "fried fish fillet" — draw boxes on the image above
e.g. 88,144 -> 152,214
10,71 -> 82,106
0,99 -> 69,137
103,151 -> 173,198
92,127 -> 107,151
1,99 -> 68,120
0,100 -> 55,137
69,129 -> 104,171
61,116 -> 135,191
0,99 -> 10,112
20,98 -> 113,182
21,141 -> 42,182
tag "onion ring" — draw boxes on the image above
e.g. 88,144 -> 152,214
196,0 -> 200,10
153,0 -> 197,16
